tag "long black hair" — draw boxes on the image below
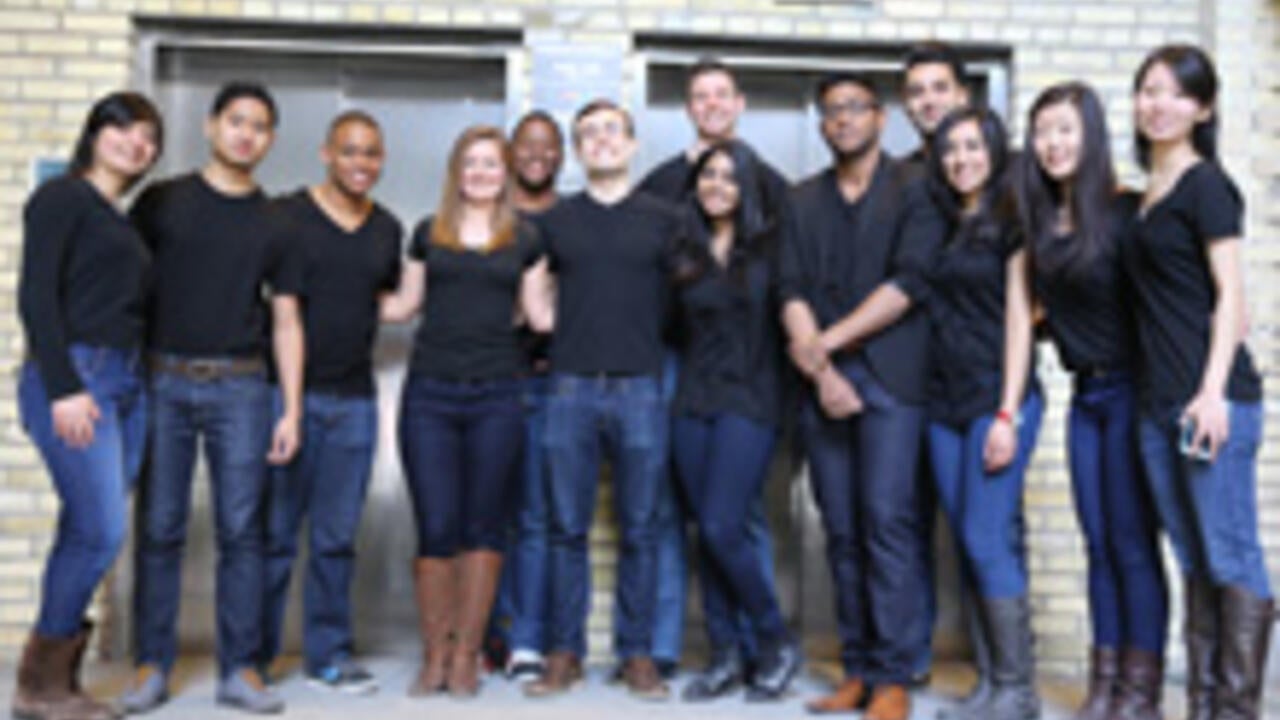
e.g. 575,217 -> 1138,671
927,106 -> 1015,250
1133,44 -> 1219,170
69,91 -> 164,187
674,139 -> 774,285
1017,82 -> 1116,279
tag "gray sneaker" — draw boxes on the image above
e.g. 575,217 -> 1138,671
306,658 -> 378,695
216,668 -> 285,715
117,664 -> 169,715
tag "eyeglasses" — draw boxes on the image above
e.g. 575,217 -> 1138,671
819,100 -> 880,119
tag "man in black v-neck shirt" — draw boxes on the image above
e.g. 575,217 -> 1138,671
523,100 -> 679,702
779,74 -> 944,719
123,83 -> 303,716
259,111 -> 401,695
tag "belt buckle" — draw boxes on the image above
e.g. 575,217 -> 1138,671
187,359 -> 220,382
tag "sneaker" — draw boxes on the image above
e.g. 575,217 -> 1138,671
306,659 -> 379,695
216,667 -> 285,715
506,648 -> 545,683
117,664 -> 169,715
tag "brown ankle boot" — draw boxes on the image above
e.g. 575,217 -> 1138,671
805,677 -> 866,714
447,550 -> 503,697
864,684 -> 910,720
1185,577 -> 1219,720
1108,647 -> 1163,720
12,630 -> 115,720
409,557 -> 456,697
1074,646 -> 1118,720
1216,585 -> 1275,720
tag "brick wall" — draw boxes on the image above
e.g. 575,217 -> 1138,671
1,0 -> 1277,682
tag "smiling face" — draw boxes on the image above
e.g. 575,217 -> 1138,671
1134,60 -> 1212,151
573,106 -> 636,176
323,120 -> 384,198
818,81 -> 885,161
512,117 -> 563,193
941,117 -> 992,206
695,150 -> 740,223
687,70 -> 744,142
93,120 -> 160,181
459,137 -> 507,204
1033,100 -> 1084,184
206,96 -> 274,171
904,61 -> 970,137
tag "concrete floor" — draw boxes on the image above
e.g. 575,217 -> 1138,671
0,652 -> 1101,720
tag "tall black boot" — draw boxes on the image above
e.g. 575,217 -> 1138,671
938,577 -> 994,719
1215,585 -> 1275,720
1184,576 -> 1218,720
981,596 -> 1040,720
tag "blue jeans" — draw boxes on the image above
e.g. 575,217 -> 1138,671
928,391 -> 1044,599
1139,401 -> 1270,598
19,345 -> 146,638
801,359 -> 927,684
134,363 -> 273,678
505,375 -> 551,655
1068,374 -> 1167,653
399,376 -> 524,558
262,392 -> 376,674
672,413 -> 786,651
543,374 -> 667,659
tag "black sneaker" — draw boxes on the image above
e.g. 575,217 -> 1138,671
306,659 -> 379,695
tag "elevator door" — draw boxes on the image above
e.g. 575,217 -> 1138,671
119,45 -> 508,657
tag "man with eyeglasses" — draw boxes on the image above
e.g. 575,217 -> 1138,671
778,73 -> 944,720
522,99 -> 681,702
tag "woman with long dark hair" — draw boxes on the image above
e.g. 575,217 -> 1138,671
925,107 -> 1042,720
669,140 -> 800,702
13,91 -> 163,720
1123,45 -> 1272,720
1016,82 -> 1169,720
383,125 -> 550,698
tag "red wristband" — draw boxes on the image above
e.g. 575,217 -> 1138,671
995,409 -> 1016,425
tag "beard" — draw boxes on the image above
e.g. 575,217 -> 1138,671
828,134 -> 879,165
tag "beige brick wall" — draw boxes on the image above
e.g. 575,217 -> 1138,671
1,0 -> 1277,682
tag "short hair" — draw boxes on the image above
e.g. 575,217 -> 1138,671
512,109 -> 564,145
686,56 -> 739,96
326,109 -> 380,143
813,72 -> 881,107
210,81 -> 278,128
903,41 -> 968,88
571,98 -> 634,144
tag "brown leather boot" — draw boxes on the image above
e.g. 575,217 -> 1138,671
1216,585 -> 1275,720
1184,576 -> 1219,720
523,650 -> 584,698
447,550 -> 503,697
1074,646 -> 1118,720
864,684 -> 910,720
409,557 -> 456,697
805,677 -> 866,714
12,631 -> 115,720
1108,647 -> 1163,720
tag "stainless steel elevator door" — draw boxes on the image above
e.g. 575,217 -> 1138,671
124,46 -> 507,657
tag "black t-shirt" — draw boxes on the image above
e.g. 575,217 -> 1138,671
407,217 -> 543,381
277,189 -> 402,396
537,191 -> 682,376
18,175 -> 151,399
517,205 -> 555,373
926,222 -> 1026,425
1033,193 -> 1139,374
1121,161 -> 1262,412
132,172 -> 305,358
674,239 -> 783,426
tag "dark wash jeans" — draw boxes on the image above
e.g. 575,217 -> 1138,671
542,373 -> 667,660
262,391 -> 376,674
1139,400 -> 1270,598
19,345 -> 147,638
134,362 -> 273,678
672,413 -> 786,651
800,359 -> 927,684
1067,373 -> 1167,653
398,376 -> 524,558
504,375 -> 552,654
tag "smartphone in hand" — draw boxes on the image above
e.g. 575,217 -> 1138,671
1179,417 -> 1213,462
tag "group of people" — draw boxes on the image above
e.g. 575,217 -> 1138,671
10,35 -> 1274,720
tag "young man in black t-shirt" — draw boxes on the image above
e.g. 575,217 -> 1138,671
522,100 -> 678,701
121,83 -> 304,716
258,111 -> 401,695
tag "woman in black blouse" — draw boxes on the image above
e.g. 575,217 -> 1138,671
669,140 -> 799,702
1016,82 -> 1168,720
1123,45 -> 1271,720
383,125 -> 550,698
13,92 -> 162,720
925,107 -> 1042,720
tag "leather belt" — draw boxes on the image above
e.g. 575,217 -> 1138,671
149,355 -> 265,382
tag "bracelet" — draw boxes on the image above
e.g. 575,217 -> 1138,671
995,409 -> 1016,426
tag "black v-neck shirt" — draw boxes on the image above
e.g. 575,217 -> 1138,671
1120,161 -> 1262,412
278,189 -> 402,396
